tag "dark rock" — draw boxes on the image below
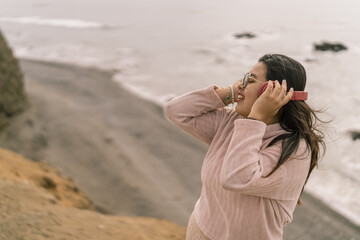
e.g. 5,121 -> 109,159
314,41 -> 348,52
25,119 -> 34,127
349,131 -> 360,141
32,133 -> 48,147
304,58 -> 318,63
233,32 -> 256,39
0,29 -> 27,129
40,176 -> 57,189
103,136 -> 113,144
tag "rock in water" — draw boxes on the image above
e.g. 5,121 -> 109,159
233,32 -> 256,39
314,41 -> 348,52
349,131 -> 360,141
0,29 -> 27,129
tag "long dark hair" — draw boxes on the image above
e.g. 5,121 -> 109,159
259,54 -> 326,204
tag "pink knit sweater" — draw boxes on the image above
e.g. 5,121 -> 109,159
164,85 -> 311,240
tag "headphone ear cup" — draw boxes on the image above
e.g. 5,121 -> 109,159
258,81 -> 275,96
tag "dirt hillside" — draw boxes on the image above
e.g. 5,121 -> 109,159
0,147 -> 186,240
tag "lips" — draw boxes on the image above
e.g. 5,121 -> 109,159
236,92 -> 244,102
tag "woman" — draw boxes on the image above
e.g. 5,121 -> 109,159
164,54 -> 325,240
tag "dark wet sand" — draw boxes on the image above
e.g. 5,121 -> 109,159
0,59 -> 358,239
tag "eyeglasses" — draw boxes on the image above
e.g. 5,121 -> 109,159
242,73 -> 264,89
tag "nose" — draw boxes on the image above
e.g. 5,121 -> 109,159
237,80 -> 244,90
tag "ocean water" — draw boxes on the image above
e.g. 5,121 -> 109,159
1,0 -> 360,225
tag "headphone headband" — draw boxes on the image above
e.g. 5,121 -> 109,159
291,91 -> 308,101
258,81 -> 308,101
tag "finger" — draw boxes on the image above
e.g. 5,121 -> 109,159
272,80 -> 281,96
233,80 -> 240,90
264,80 -> 273,95
279,79 -> 287,98
281,87 -> 294,105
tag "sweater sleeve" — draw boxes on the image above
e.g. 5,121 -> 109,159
164,85 -> 227,145
220,119 -> 310,200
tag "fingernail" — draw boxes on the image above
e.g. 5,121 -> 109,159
283,79 -> 286,83
290,87 -> 294,91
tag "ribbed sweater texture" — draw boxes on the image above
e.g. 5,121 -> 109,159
164,85 -> 311,240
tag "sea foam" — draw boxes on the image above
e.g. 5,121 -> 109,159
0,16 -> 114,29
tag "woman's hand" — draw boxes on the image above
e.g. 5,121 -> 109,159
247,80 -> 293,124
215,80 -> 242,105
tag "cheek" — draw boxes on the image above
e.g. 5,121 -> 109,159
245,88 -> 260,103
235,87 -> 260,114
235,95 -> 258,113
248,94 -> 259,104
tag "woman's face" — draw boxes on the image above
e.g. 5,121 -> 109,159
235,62 -> 267,117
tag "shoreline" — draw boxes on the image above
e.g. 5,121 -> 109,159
306,186 -> 360,228
0,58 -> 358,239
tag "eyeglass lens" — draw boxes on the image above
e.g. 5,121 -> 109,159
243,73 -> 250,89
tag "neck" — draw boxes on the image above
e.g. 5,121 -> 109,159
266,116 -> 279,125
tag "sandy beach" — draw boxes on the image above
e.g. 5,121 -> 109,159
0,59 -> 359,239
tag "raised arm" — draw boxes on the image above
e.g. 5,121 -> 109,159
164,85 -> 231,145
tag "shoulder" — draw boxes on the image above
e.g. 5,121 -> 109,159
268,133 -> 310,162
291,138 -> 311,162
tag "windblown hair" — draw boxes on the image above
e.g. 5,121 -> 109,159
259,54 -> 326,204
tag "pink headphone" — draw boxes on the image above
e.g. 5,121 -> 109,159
258,81 -> 308,101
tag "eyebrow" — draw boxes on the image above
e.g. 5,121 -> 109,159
250,73 -> 257,78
